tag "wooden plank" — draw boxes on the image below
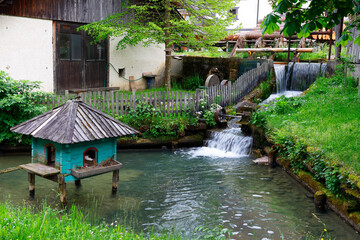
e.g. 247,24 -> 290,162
90,91 -> 93,107
171,91 -> 174,116
175,91 -> 179,116
101,91 -> 105,112
84,92 -> 88,104
184,92 -> 187,110
116,91 -> 119,115
124,94 -> 128,114
235,47 -> 313,53
148,92 -> 152,106
93,91 -> 97,109
51,95 -> 55,109
162,91 -> 166,116
154,92 -> 158,111
107,91 -> 110,114
179,91 -> 183,115
111,90 -> 114,115
71,161 -> 122,179
0,166 -> 21,175
195,88 -> 200,112
20,163 -> 60,177
120,93 -> 124,115
97,91 -> 101,109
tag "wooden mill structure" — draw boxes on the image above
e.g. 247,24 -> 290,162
10,98 -> 138,204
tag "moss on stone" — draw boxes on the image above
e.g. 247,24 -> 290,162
349,212 -> 360,225
314,190 -> 326,200
297,171 -> 323,192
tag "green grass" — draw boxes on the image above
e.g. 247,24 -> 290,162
259,66 -> 360,172
0,202 -> 183,240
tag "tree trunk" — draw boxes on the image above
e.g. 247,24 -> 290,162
164,0 -> 171,91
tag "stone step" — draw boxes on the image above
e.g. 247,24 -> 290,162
236,101 -> 257,112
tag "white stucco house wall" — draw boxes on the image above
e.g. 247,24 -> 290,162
0,1 -> 165,93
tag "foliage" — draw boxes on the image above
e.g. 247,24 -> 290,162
0,202 -> 182,240
183,75 -> 203,91
80,0 -> 238,51
252,63 -> 360,195
116,101 -> 197,139
199,102 -> 221,127
79,0 -> 239,90
261,0 -> 360,47
0,71 -> 49,145
119,100 -> 161,129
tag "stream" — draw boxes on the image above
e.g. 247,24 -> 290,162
0,119 -> 358,239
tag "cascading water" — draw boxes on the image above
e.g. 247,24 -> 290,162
188,119 -> 253,158
275,62 -> 327,93
274,64 -> 286,94
263,62 -> 327,104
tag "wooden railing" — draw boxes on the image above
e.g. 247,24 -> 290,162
38,62 -> 269,117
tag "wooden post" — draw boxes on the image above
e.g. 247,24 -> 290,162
28,172 -> 35,200
58,175 -> 66,204
75,179 -> 81,187
328,27 -> 333,60
287,36 -> 291,62
112,170 -> 119,194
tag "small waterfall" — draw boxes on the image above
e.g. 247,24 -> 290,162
187,119 -> 252,158
274,65 -> 286,94
274,62 -> 327,93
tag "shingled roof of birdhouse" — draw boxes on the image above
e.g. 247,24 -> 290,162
10,98 -> 139,144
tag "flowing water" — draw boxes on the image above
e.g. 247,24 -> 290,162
0,122 -> 358,239
266,63 -> 327,103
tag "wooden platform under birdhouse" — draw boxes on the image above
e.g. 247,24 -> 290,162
19,163 -> 60,177
71,159 -> 122,179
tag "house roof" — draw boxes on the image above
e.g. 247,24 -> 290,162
10,98 -> 139,144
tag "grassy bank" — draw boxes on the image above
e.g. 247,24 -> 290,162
254,64 -> 359,172
0,202 -> 182,240
251,63 -> 360,228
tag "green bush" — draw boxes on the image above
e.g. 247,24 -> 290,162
116,101 -> 194,139
0,71 -> 49,145
183,75 -> 203,90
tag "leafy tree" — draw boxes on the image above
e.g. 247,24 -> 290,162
261,0 -> 360,46
0,71 -> 49,145
79,0 -> 238,90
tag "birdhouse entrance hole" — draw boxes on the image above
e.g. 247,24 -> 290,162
83,148 -> 98,167
45,144 -> 56,167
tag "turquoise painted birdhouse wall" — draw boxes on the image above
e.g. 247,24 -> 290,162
32,137 -> 117,183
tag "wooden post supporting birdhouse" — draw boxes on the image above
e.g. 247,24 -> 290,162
28,172 -> 35,200
112,170 -> 119,194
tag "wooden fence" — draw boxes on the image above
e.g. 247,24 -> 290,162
39,62 -> 269,117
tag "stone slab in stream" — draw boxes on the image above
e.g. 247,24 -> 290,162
253,156 -> 269,165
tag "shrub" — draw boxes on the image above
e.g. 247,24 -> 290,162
183,75 -> 203,90
0,71 -> 49,145
116,101 -> 192,139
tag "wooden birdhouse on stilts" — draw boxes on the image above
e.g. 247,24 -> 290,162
10,98 -> 138,204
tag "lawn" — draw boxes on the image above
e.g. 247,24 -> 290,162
255,64 -> 360,173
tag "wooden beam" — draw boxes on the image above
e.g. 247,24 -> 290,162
58,174 -> 67,205
235,48 -> 313,53
28,172 -> 35,200
112,170 -> 119,194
